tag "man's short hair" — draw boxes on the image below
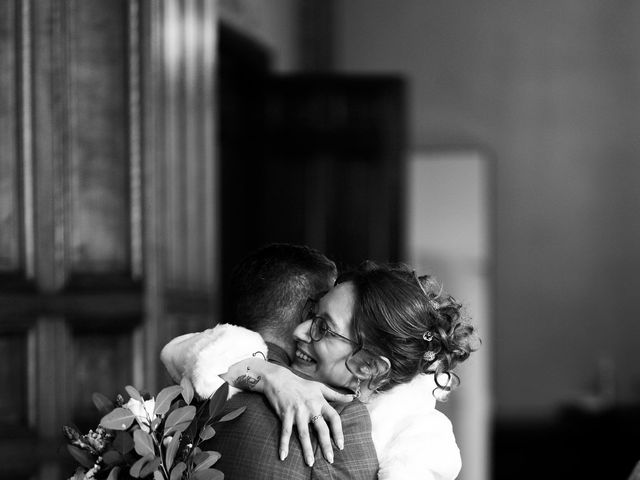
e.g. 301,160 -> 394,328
230,243 -> 337,338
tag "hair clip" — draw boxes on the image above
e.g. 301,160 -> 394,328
423,351 -> 436,362
423,330 -> 434,342
429,299 -> 439,310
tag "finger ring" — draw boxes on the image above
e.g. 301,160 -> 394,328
310,414 -> 322,424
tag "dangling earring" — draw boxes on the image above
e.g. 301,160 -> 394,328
354,378 -> 361,398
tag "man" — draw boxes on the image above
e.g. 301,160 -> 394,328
161,243 -> 378,480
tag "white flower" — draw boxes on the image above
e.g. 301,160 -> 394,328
125,397 -> 156,432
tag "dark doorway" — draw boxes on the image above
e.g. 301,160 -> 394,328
218,23 -> 407,322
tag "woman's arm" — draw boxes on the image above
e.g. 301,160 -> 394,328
160,325 -> 354,465
160,323 -> 268,398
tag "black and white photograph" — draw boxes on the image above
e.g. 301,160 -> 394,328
1,1 -> 639,479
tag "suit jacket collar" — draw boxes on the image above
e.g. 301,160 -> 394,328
266,341 -> 292,366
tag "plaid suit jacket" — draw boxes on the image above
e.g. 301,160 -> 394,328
205,393 -> 378,480
203,346 -> 378,480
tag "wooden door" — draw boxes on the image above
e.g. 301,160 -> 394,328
1,2 -> 142,478
0,1 -> 219,478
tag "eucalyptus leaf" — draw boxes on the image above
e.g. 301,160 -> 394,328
150,417 -> 162,432
164,405 -> 196,436
154,385 -> 183,416
102,449 -> 123,466
170,462 -> 186,480
199,425 -> 215,441
125,385 -> 143,401
100,407 -> 136,430
106,466 -> 120,480
113,431 -> 134,454
165,432 -> 181,470
193,451 -> 208,464
193,451 -> 221,472
92,392 -> 115,415
218,406 -> 246,423
193,468 -> 224,480
140,457 -> 162,478
180,377 -> 194,404
129,454 -> 153,478
133,429 -> 155,457
208,383 -> 229,419
67,445 -> 95,469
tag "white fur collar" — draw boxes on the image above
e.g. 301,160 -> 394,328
366,374 -> 461,480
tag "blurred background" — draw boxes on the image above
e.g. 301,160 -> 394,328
1,0 -> 640,479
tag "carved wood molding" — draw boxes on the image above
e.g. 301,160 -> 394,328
129,0 -> 143,280
0,292 -> 143,330
19,0 -> 36,280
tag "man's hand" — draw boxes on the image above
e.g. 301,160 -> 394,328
262,366 -> 355,466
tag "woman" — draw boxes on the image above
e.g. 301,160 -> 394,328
163,262 -> 477,479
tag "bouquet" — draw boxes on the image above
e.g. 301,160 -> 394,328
63,378 -> 244,480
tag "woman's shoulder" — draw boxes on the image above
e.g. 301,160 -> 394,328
368,375 -> 453,438
375,407 -> 461,480
367,373 -> 437,417
368,375 -> 461,480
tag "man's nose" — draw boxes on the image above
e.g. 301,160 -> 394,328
293,319 -> 313,343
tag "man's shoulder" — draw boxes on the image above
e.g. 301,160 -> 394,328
203,392 -> 287,479
332,399 -> 372,427
210,392 -> 377,480
319,400 -> 378,480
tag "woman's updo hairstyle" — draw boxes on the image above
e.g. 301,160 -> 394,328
338,261 -> 478,399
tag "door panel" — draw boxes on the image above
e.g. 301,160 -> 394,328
0,333 -> 28,426
67,0 -> 133,276
71,329 -> 135,427
0,0 -> 24,274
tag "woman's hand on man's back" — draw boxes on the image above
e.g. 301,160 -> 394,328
261,364 -> 355,466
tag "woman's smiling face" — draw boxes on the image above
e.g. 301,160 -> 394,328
291,282 -> 357,390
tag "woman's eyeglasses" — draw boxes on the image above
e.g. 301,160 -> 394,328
301,298 -> 359,346
309,315 -> 360,346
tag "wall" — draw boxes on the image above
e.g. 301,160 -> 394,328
335,0 -> 640,418
407,152 -> 491,480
